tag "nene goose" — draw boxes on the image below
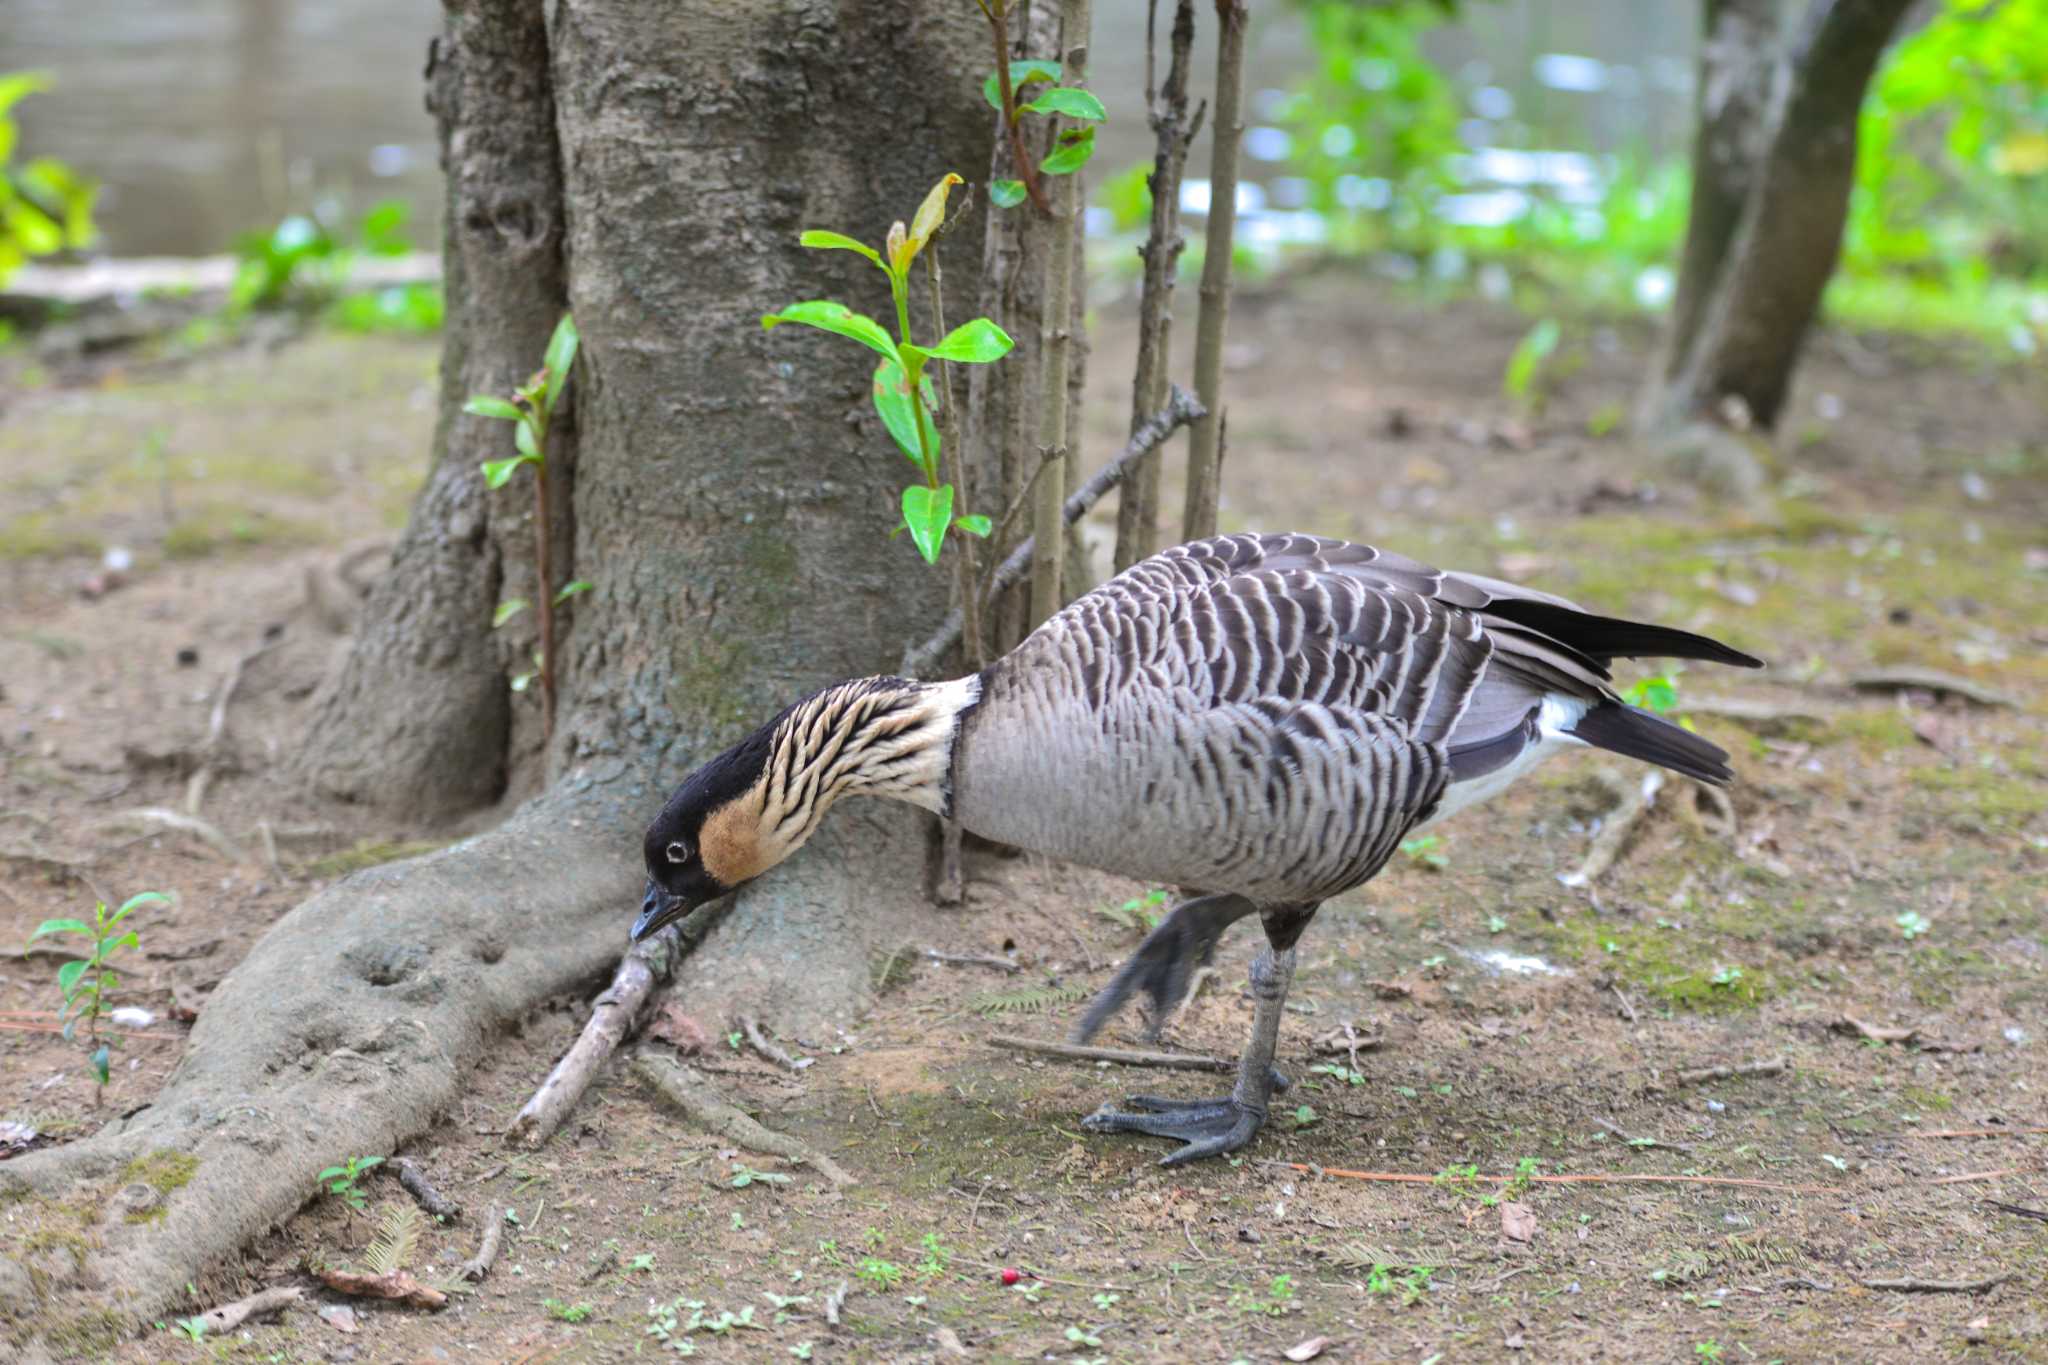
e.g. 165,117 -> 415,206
636,533 -> 1760,1164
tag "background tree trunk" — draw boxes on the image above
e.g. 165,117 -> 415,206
0,2 -> 993,1349
290,0 -> 568,820
1642,0 -> 1914,439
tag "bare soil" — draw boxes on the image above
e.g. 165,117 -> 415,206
3,276 -> 2045,1363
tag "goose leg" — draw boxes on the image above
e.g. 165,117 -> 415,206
1080,944 -> 1297,1166
1073,892 -> 1260,1045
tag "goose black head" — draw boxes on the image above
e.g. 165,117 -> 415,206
633,722 -> 781,941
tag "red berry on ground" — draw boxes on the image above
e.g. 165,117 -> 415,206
999,1267 -> 1021,1286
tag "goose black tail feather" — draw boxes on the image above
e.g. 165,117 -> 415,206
1570,701 -> 1736,786
1484,599 -> 1764,670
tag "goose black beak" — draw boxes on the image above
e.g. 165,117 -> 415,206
632,880 -> 689,942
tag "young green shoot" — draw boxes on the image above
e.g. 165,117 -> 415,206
316,1155 -> 385,1213
466,311 -> 580,737
27,890 -> 166,1106
765,174 -> 1011,566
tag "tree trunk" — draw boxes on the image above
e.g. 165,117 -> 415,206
290,0 -> 568,820
1642,0 -> 1914,438
0,3 -> 992,1351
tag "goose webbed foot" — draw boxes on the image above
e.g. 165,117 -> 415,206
1081,1094 -> 1267,1166
1073,893 -> 1260,1044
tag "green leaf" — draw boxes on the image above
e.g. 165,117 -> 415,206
57,959 -> 90,997
952,514 -> 992,537
493,598 -> 529,628
28,918 -> 90,942
102,932 -> 138,956
982,60 -> 1061,112
1503,319 -> 1562,400
901,484 -> 955,566
541,313 -> 579,414
553,579 -> 593,605
799,230 -> 887,274
988,180 -> 1027,210
91,1045 -> 109,1087
914,317 -> 1013,365
0,71 -> 55,119
905,174 -> 964,259
872,359 -> 941,476
111,892 -> 168,923
514,419 -> 541,460
1041,127 -> 1096,176
761,301 -> 901,365
480,455 -> 536,489
1022,87 -> 1106,122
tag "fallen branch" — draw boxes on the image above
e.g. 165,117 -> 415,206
1899,1126 -> 2048,1140
1984,1201 -> 2048,1224
386,1156 -> 461,1221
1856,1273 -> 2012,1295
1927,1169 -> 2020,1185
630,1049 -> 855,1187
1262,1161 -> 1829,1193
1845,667 -> 2017,708
1681,695 -> 1833,728
824,1279 -> 848,1327
1558,771 -> 1664,889
1831,1016 -> 1979,1052
459,1207 -> 504,1282
103,806 -> 253,866
187,1285 -> 304,1335
738,1014 -> 803,1072
901,386 -> 1205,676
989,1033 -> 1235,1073
507,917 -> 694,1148
1595,1114 -> 1696,1155
1668,1056 -> 1788,1088
312,1265 -> 448,1310
922,947 -> 1020,973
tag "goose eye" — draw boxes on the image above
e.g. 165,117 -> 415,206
666,841 -> 692,865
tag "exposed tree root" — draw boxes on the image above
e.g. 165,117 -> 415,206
987,1033 -> 1235,1074
459,1208 -> 504,1282
738,1015 -> 803,1072
386,1156 -> 461,1222
630,1050 -> 855,1187
0,778 -> 643,1359
1558,770 -> 1664,889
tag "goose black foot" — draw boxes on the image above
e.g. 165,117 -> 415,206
1081,1094 -> 1266,1166
1074,893 -> 1260,1044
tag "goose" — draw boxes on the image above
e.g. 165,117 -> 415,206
635,532 -> 1761,1164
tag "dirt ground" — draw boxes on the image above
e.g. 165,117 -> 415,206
2,273 -> 2045,1363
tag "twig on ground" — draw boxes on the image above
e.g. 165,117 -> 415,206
459,1207 -> 504,1281
187,638 -> 283,816
1595,1114 -> 1696,1155
103,806 -> 253,866
1928,1169 -> 2021,1185
1558,770 -> 1663,888
1668,1056 -> 1788,1088
630,1049 -> 855,1186
1902,1126 -> 2048,1140
1856,1273 -> 2012,1294
824,1279 -> 848,1328
738,1014 -> 802,1072
1984,1201 -> 2048,1223
1611,984 -> 1639,1025
386,1156 -> 461,1221
1261,1161 -> 1828,1193
188,1285 -> 304,1335
901,387 -> 1204,676
508,916 -> 698,1148
1773,1276 -> 1835,1292
922,947 -> 1020,973
988,1033 -> 1234,1073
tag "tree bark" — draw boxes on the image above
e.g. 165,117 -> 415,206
1643,0 -> 1914,436
291,0 -> 568,820
0,3 -> 993,1351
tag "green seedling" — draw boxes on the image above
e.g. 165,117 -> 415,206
1097,887 -> 1168,932
467,311 -> 581,736
1400,834 -> 1447,869
765,173 -> 1010,565
317,1155 -> 385,1212
28,890 -> 166,1105
543,1299 -> 593,1322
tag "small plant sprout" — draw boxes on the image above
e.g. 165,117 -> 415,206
1624,673 -> 1681,715
1091,1291 -> 1121,1309
973,5 -> 1108,214
28,891 -> 166,1106
856,1256 -> 904,1289
1065,1324 -> 1105,1348
171,1316 -> 206,1341
1896,910 -> 1932,939
466,310 -> 580,737
1292,1104 -> 1319,1129
1400,834 -> 1448,869
1710,966 -> 1745,989
764,173 -> 1010,565
543,1299 -> 594,1323
1502,317 -> 1562,414
316,1155 -> 385,1213
1097,887 -> 1168,932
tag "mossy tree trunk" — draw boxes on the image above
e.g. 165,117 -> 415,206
0,2 -> 991,1354
1640,0 -> 1914,440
